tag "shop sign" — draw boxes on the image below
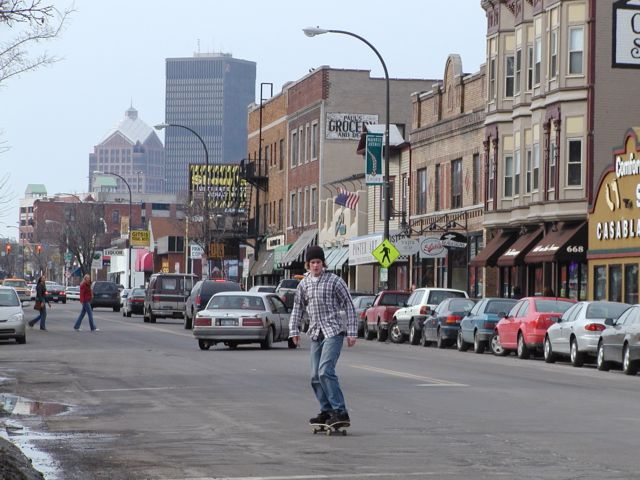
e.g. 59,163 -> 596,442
349,234 -> 382,266
418,236 -> 447,259
440,232 -> 467,249
326,113 -> 378,140
189,244 -> 204,259
613,0 -> 640,68
394,238 -> 420,256
266,235 -> 285,251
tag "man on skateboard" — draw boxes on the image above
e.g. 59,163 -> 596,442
289,245 -> 358,430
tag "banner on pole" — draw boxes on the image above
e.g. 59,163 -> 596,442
365,133 -> 384,185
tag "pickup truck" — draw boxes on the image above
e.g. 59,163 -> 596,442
364,290 -> 411,342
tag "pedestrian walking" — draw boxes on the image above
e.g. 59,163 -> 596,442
289,245 -> 358,430
74,274 -> 98,332
28,276 -> 50,330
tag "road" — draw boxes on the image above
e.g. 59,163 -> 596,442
0,302 -> 639,480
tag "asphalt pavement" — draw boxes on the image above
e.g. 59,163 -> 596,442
1,302 -> 639,479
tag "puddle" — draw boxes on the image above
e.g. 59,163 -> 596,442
0,393 -> 70,417
1,419 -> 62,480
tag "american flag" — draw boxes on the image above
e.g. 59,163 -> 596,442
335,188 -> 359,210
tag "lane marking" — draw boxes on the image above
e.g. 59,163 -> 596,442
172,473 -> 461,480
97,317 -> 194,338
350,364 -> 467,387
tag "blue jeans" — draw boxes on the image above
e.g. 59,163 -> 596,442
310,333 -> 346,413
30,305 -> 47,330
74,302 -> 96,330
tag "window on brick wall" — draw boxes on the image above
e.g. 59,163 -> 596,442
417,168 -> 427,214
451,159 -> 462,208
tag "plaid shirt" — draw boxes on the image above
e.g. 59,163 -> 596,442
289,271 -> 357,340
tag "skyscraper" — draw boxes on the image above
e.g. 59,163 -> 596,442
164,52 -> 256,195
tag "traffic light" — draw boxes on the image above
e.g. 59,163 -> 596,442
36,244 -> 42,254
5,244 -> 10,255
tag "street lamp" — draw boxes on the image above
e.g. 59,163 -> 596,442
303,26 -> 391,241
154,122 -> 211,275
94,170 -> 132,289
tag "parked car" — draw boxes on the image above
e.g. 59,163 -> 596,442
493,297 -> 576,358
123,288 -> 146,317
29,283 -> 36,300
144,273 -> 197,323
184,279 -> 242,329
65,286 -> 80,301
364,290 -> 411,342
120,288 -> 132,307
544,301 -> 630,366
46,283 -> 67,303
341,295 -> 376,337
91,281 -> 121,311
0,286 -> 26,344
597,304 -> 640,374
249,285 -> 277,293
276,278 -> 301,309
2,278 -> 30,303
392,288 -> 469,344
193,292 -> 295,351
458,298 -> 518,353
421,298 -> 476,348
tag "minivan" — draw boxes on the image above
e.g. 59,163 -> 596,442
144,273 -> 197,323
184,279 -> 242,329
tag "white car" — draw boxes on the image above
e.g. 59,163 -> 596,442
0,286 -> 26,344
65,286 -> 80,301
391,288 -> 468,344
544,300 -> 630,366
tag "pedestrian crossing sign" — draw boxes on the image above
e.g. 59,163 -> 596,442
372,239 -> 400,268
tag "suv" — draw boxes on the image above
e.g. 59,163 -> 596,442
91,281 -> 121,311
144,273 -> 197,323
184,279 -> 242,329
392,288 -> 468,344
2,278 -> 30,303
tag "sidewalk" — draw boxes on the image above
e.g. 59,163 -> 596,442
0,437 -> 43,480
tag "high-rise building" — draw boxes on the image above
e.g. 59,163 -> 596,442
164,52 -> 256,195
89,106 -> 165,194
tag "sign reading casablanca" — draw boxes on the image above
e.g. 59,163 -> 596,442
326,113 -> 378,140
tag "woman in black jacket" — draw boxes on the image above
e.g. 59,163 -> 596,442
28,276 -> 51,330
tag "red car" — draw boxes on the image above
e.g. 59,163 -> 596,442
492,297 -> 575,359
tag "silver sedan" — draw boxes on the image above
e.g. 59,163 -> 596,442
193,292 -> 296,351
0,286 -> 26,344
544,300 -> 630,366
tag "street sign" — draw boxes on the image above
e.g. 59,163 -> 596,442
91,252 -> 102,269
365,132 -> 384,185
372,239 -> 400,268
64,251 -> 73,263
190,244 -> 204,259
103,248 -> 124,256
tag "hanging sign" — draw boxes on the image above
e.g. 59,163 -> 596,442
418,236 -> 447,259
365,132 -> 384,185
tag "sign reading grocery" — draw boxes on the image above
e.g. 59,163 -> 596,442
326,113 -> 378,140
130,230 -> 150,247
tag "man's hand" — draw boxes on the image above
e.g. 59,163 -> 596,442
291,335 -> 300,346
347,336 -> 356,347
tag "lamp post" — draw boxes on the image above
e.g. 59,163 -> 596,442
303,26 -> 391,241
94,171 -> 132,289
154,122 -> 210,276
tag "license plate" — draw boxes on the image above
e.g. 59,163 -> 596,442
217,318 -> 238,326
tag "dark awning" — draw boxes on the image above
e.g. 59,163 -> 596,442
280,229 -> 318,268
524,222 -> 587,264
469,231 -> 517,267
497,228 -> 543,267
249,250 -> 275,277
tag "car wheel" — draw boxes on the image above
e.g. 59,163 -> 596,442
62,299 -> 66,304
436,328 -> 448,349
184,315 -> 193,330
517,332 -> 530,359
287,337 -> 298,349
227,342 -> 238,350
114,306 -> 120,312
126,311 -> 132,318
389,321 -> 403,344
364,322 -> 375,341
456,331 -> 469,352
409,321 -> 420,345
597,341 -> 611,371
544,336 -> 556,363
376,321 -> 388,342
570,337 -> 585,367
491,332 -> 507,356
198,340 -> 210,350
15,335 -> 26,345
623,344 -> 638,375
420,329 -> 430,347
473,331 -> 485,354
149,309 -> 157,324
260,327 -> 273,349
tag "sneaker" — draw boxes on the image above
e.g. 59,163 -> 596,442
74,328 -> 82,332
327,410 -> 350,428
309,411 -> 331,425
28,323 -> 34,329
92,328 -> 100,332
40,328 -> 47,331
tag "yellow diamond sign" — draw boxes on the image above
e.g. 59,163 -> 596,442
372,239 -> 400,268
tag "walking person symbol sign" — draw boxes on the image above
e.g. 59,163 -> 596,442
372,239 -> 400,268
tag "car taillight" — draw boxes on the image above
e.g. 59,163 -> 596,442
152,295 -> 161,302
359,311 -> 366,319
534,315 -> 559,329
195,294 -> 201,308
242,317 -> 264,326
585,323 -> 606,332
133,298 -> 143,303
194,318 -> 212,327
446,315 -> 462,324
482,321 -> 494,330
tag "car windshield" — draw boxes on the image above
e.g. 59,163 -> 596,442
449,299 -> 476,311
535,299 -> 574,313
207,295 -> 266,311
379,293 -> 410,306
278,279 -> 299,289
355,296 -> 375,307
0,289 -> 19,306
3,280 -> 26,288
132,288 -> 146,296
93,282 -> 118,293
586,302 -> 630,319
427,290 -> 466,305
485,299 -> 517,314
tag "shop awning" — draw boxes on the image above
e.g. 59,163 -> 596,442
524,222 -> 587,264
469,232 -> 517,267
249,250 -> 275,276
280,229 -> 318,268
497,228 -> 543,267
327,247 -> 349,271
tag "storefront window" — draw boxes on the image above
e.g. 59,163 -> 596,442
594,266 -> 607,300
609,265 -> 622,302
625,264 -> 639,304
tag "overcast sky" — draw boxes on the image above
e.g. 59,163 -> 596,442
0,0 -> 487,240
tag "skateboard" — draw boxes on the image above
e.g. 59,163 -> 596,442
311,422 -> 349,436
